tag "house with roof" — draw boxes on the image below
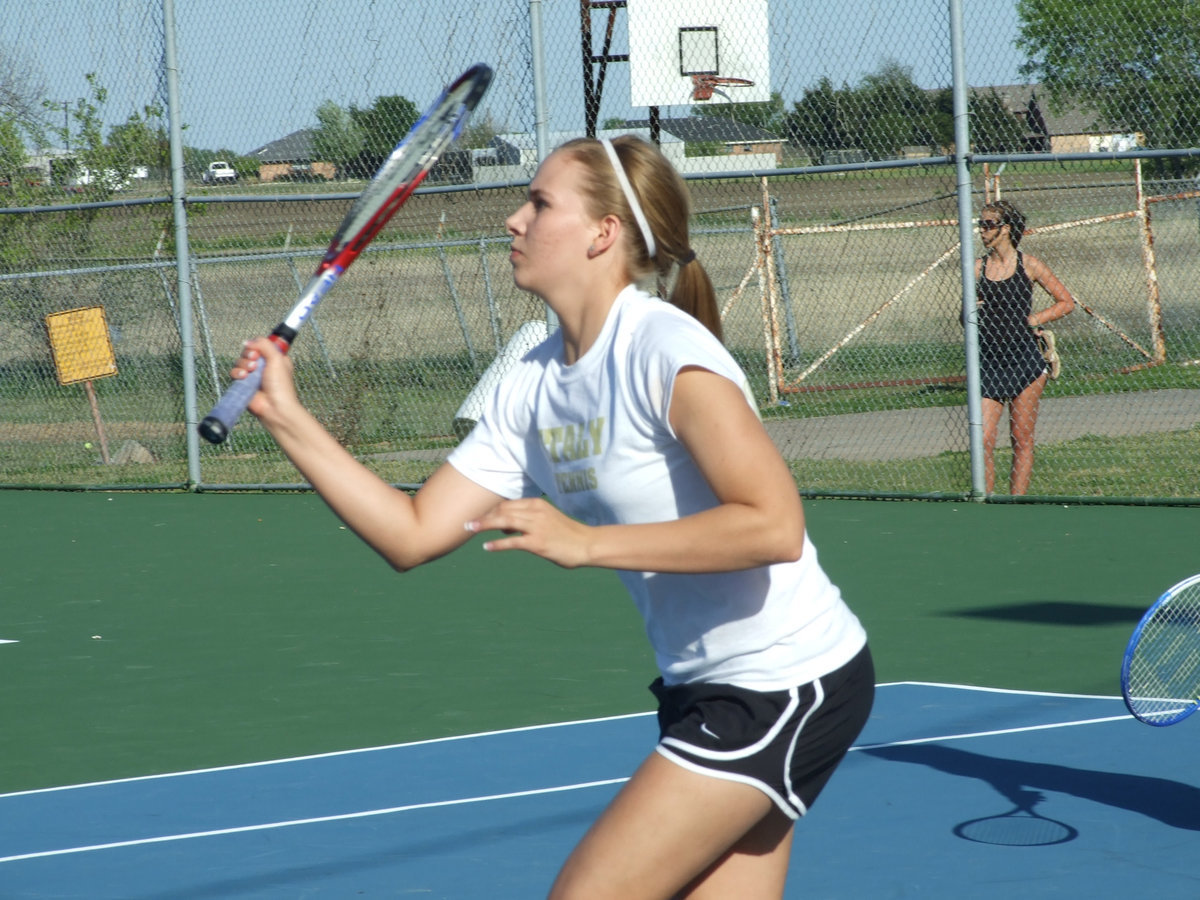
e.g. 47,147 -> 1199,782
481,128 -> 671,182
248,129 -> 475,184
987,85 -> 1143,154
247,129 -> 336,183
623,116 -> 784,168
483,120 -> 779,182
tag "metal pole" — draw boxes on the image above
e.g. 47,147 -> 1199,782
530,0 -> 550,162
769,196 -> 800,364
162,0 -> 201,487
480,237 -> 502,352
531,0 -> 558,331
950,0 -> 986,499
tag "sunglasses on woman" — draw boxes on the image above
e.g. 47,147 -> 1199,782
979,219 -> 1003,231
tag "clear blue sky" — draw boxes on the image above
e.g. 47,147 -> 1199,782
5,0 -> 1026,156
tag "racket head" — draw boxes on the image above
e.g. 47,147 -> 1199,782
303,65 -> 492,299
199,64 -> 492,443
1121,572 -> 1200,726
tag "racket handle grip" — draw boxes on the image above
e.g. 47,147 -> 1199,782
198,366 -> 263,444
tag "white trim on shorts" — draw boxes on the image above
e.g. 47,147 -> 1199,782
654,745 -> 797,818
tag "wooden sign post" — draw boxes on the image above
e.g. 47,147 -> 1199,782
45,306 -> 118,465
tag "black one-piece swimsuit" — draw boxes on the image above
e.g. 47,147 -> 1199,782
976,252 -> 1046,400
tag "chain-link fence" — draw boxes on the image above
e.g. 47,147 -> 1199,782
2,1 -> 1198,500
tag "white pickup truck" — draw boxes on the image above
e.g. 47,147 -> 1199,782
202,161 -> 237,184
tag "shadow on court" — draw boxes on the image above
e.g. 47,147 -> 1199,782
949,601 -> 1150,626
862,742 -> 1200,832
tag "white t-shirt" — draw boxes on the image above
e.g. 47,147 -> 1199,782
447,285 -> 866,689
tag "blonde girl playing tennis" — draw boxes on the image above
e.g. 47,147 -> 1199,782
231,135 -> 873,900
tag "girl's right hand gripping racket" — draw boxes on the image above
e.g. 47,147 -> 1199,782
1121,573 -> 1200,726
198,63 -> 493,444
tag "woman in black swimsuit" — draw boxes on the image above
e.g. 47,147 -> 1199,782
973,201 -> 1076,495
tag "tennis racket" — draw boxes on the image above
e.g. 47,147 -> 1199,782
1121,573 -> 1200,726
198,63 -> 493,444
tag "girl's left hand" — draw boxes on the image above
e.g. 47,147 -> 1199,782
466,497 -> 592,568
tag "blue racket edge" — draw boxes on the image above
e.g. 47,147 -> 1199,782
1121,572 -> 1200,726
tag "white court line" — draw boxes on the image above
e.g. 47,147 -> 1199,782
0,777 -> 630,865
878,680 -> 1121,701
0,693 -> 1132,867
2,683 -> 1121,801
0,710 -> 656,800
0,640 -> 17,644
851,714 -> 1131,752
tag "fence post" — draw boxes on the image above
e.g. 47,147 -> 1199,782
531,0 -> 558,333
768,195 -> 800,366
950,0 -> 986,500
1133,159 -> 1168,363
162,0 -> 201,488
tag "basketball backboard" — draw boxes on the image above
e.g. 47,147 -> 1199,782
628,0 -> 770,108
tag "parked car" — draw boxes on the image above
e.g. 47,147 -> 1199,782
202,161 -> 237,184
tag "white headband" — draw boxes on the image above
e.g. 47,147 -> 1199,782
600,138 -> 657,260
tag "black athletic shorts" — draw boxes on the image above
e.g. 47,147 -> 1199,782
650,644 -> 874,820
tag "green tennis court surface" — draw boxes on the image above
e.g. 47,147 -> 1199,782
1,492 -> 1196,846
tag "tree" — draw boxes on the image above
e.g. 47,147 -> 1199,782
107,105 -> 168,176
45,73 -> 133,192
311,100 -> 364,179
928,89 -> 955,150
970,88 -> 1032,153
784,63 -> 941,162
460,110 -> 500,150
348,95 -> 420,176
1017,0 -> 1200,165
853,62 -> 940,158
0,116 -> 28,182
784,77 -> 852,160
693,91 -> 787,136
0,40 -> 47,142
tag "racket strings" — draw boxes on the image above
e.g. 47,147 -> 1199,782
330,80 -> 479,260
1124,581 -> 1200,723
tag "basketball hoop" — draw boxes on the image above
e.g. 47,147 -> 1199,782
690,74 -> 755,102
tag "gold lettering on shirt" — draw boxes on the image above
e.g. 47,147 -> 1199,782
554,468 -> 598,494
541,417 -> 605,494
541,417 -> 605,463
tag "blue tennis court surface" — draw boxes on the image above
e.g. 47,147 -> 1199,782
3,682 -> 1198,898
